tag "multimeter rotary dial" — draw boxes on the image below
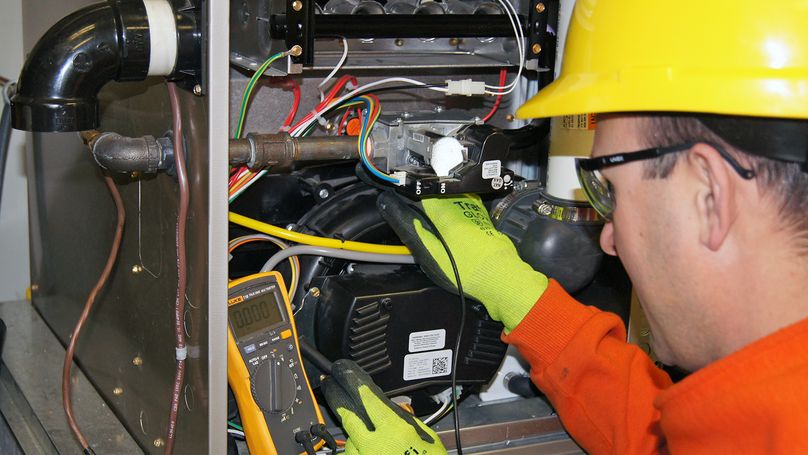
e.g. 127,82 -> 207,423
251,357 -> 298,414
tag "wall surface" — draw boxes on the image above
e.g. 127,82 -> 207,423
0,0 -> 30,301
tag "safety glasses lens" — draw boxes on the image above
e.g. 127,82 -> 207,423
575,160 -> 614,219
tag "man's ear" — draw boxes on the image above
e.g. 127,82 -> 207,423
687,143 -> 739,251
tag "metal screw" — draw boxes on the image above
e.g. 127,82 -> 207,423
449,38 -> 461,46
640,328 -> 651,337
394,39 -> 404,47
292,0 -> 303,11
153,438 -> 165,448
132,356 -> 143,366
325,121 -> 335,132
132,264 -> 143,274
310,287 -> 321,298
318,188 -> 330,199
289,45 -> 303,57
535,2 -> 545,13
381,297 -> 393,310
505,114 -> 515,122
531,43 -> 542,54
193,84 -> 203,96
31,284 -> 39,292
130,171 -> 141,180
113,387 -> 124,396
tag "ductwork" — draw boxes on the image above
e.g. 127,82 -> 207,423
11,0 -> 199,133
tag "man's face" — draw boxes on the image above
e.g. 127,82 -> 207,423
592,115 -> 716,371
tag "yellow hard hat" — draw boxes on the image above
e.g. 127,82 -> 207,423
517,0 -> 808,120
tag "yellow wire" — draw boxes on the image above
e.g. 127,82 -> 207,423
228,236 -> 301,300
229,212 -> 411,255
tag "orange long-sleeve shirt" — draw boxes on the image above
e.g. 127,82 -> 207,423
502,280 -> 808,454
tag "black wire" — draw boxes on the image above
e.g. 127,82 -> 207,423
299,337 -> 334,375
409,205 -> 465,455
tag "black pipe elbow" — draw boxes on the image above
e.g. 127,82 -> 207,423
11,0 -> 201,133
91,131 -> 174,174
11,1 -> 151,132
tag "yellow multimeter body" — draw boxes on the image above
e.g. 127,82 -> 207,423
227,272 -> 325,455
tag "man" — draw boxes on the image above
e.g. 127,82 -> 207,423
321,0 -> 808,453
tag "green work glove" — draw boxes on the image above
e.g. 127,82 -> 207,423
322,359 -> 447,455
378,192 -> 548,332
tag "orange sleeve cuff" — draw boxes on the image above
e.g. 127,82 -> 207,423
502,279 -> 600,368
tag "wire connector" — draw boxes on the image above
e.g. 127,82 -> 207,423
432,385 -> 462,405
175,346 -> 187,361
392,171 -> 407,187
446,79 -> 486,96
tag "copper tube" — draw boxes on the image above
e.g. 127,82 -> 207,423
62,174 -> 126,453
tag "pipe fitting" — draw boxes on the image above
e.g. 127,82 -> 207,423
11,0 -> 200,132
229,133 -> 360,171
91,131 -> 173,174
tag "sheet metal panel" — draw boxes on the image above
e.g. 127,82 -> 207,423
23,1 -> 220,452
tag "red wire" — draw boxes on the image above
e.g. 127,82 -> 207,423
289,75 -> 358,132
337,108 -> 353,135
481,68 -> 508,123
281,79 -> 301,129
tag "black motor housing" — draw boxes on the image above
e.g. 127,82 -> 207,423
307,264 -> 506,396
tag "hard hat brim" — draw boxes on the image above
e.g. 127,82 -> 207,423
516,69 -> 808,120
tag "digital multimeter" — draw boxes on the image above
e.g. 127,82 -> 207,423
227,272 -> 325,455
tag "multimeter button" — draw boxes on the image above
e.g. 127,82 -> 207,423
280,329 -> 293,339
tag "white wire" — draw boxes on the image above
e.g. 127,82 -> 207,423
422,399 -> 452,426
318,37 -> 349,102
484,0 -> 525,96
228,169 -> 268,203
289,78 -> 449,137
227,429 -> 245,437
484,0 -> 524,95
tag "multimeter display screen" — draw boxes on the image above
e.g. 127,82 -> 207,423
229,291 -> 284,339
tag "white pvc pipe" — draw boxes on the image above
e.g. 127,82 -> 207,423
143,0 -> 178,76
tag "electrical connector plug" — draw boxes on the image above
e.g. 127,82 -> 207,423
432,386 -> 462,405
294,430 -> 317,455
392,171 -> 407,186
446,79 -> 486,96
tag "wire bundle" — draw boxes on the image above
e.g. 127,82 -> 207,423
229,56 -> 361,203
228,234 -> 300,301
350,94 -> 401,184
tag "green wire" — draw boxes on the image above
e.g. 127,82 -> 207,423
235,51 -> 288,139
228,421 -> 243,431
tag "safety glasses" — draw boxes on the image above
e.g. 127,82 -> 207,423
575,142 -> 755,220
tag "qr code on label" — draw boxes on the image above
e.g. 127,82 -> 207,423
432,357 -> 449,375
